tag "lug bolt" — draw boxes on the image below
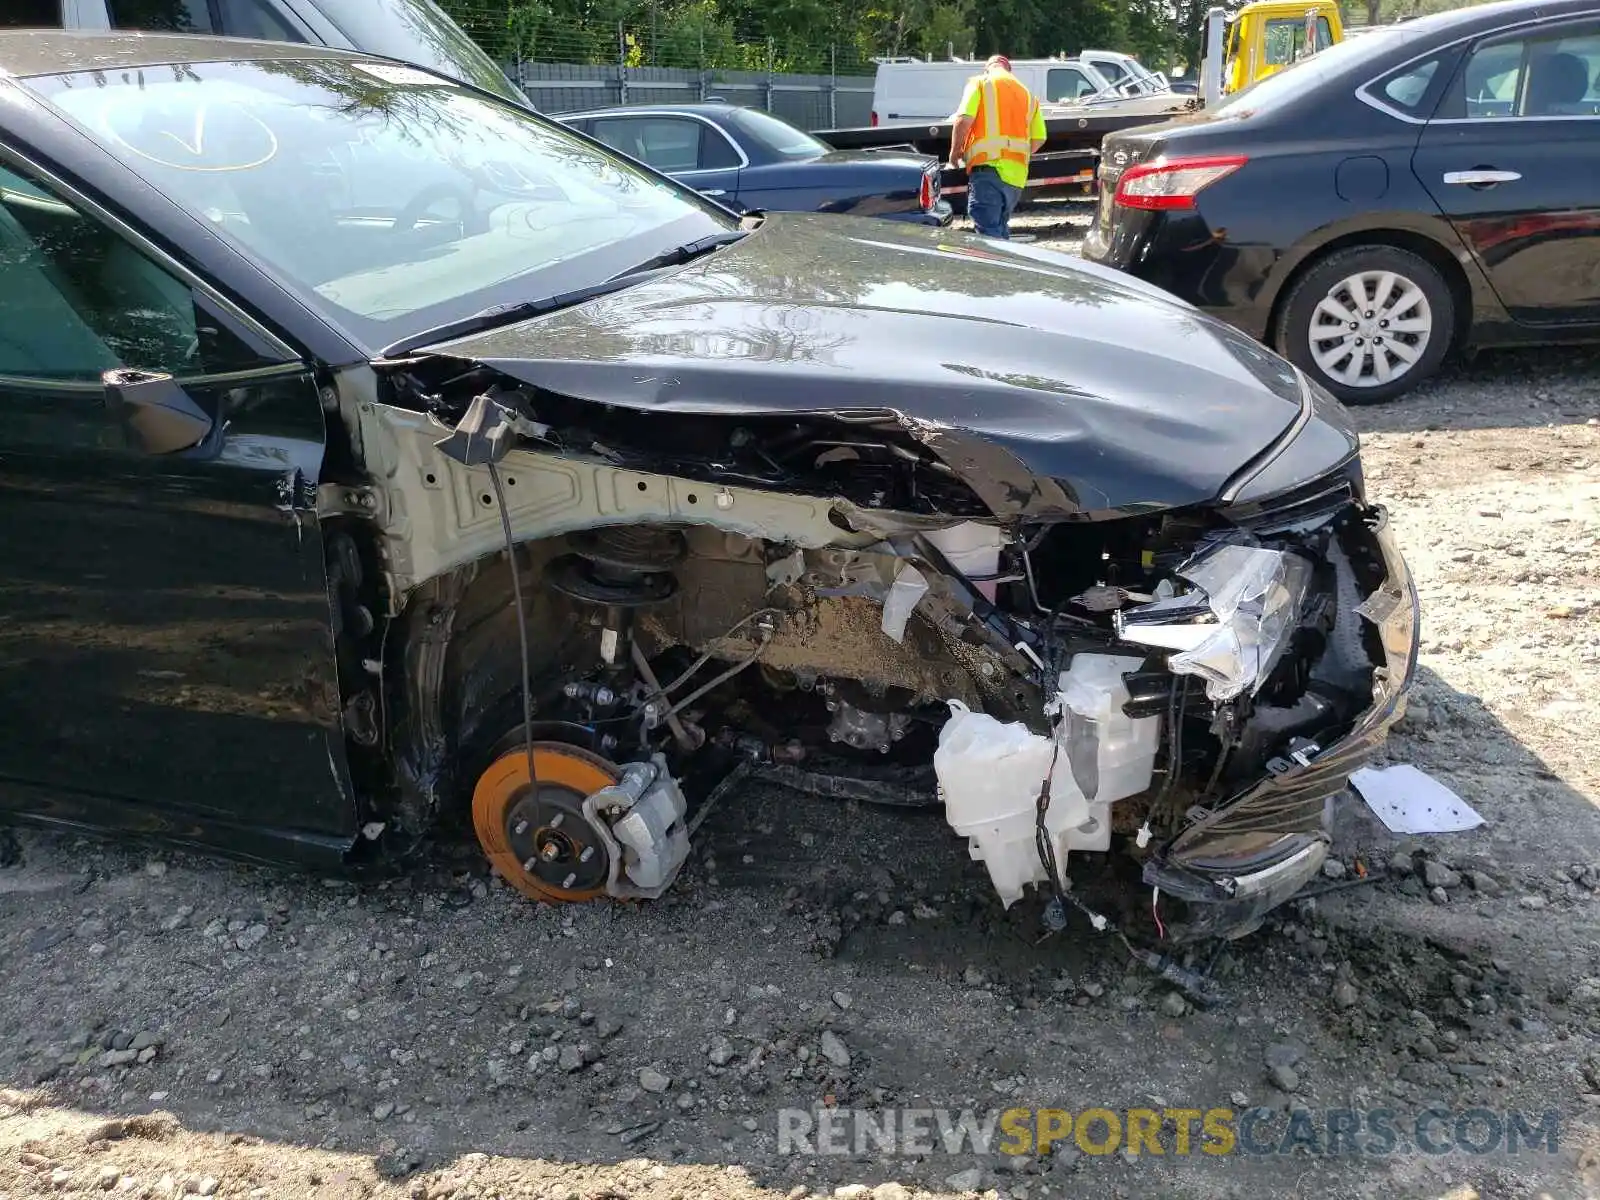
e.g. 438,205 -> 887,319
1364,309 -> 1374,318
512,819 -> 529,836
523,857 -> 539,873
579,846 -> 595,863
1348,321 -> 1358,330
549,813 -> 564,828
1379,319 -> 1389,328
1354,338 -> 1364,345
562,873 -> 578,889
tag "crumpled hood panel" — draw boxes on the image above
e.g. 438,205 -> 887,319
427,213 -> 1316,514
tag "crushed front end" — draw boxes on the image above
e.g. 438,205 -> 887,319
354,345 -> 1417,945
1113,489 -> 1419,940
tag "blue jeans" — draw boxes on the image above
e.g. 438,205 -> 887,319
967,165 -> 1021,238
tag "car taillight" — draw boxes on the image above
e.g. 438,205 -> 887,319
1113,154 -> 1247,210
919,169 -> 935,210
870,111 -> 879,127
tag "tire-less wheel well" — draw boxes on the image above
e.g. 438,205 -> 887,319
1268,230 -> 1474,355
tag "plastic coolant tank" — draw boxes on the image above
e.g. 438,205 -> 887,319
934,700 -> 1096,907
924,522 -> 1004,603
1057,653 -> 1160,805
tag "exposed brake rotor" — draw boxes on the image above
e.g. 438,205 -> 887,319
471,741 -> 622,902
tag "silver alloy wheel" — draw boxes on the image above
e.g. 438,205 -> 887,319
1306,269 -> 1433,389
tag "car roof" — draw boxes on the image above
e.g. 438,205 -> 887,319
0,29 -> 363,79
1393,0 -> 1600,38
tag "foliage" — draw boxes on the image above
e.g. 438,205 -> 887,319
438,0 -> 1194,72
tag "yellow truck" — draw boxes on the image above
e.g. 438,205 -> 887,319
1222,0 -> 1345,94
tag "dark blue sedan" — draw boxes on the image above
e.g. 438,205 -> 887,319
559,103 -> 952,226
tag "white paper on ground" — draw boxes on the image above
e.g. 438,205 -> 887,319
1349,764 -> 1484,835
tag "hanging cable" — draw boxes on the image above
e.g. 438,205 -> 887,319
487,461 -> 537,796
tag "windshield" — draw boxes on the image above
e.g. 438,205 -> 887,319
311,0 -> 528,104
27,58 -> 735,352
1210,25 -> 1409,117
725,108 -> 829,159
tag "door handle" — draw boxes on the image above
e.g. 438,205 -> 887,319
700,188 -> 727,196
1443,169 -> 1521,185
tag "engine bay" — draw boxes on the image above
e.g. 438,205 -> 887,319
344,370 -> 1414,951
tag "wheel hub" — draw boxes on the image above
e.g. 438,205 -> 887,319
1308,268 -> 1433,389
504,786 -> 610,895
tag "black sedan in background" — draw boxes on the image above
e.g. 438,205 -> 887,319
560,103 -> 952,225
1084,0 -> 1600,403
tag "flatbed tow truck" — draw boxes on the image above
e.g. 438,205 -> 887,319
817,109 -> 1170,207
817,0 -> 1340,209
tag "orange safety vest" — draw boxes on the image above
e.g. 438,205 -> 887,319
962,70 -> 1039,169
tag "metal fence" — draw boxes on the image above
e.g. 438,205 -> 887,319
517,61 -> 876,129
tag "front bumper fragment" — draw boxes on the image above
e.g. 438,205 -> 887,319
1144,505 -> 1420,940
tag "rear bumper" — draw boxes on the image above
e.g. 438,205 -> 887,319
1081,207 -> 1271,340
1143,506 -> 1420,940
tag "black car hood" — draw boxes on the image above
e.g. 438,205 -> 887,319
423,213 -> 1320,517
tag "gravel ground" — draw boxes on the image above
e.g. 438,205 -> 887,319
5,205 -> 1600,1200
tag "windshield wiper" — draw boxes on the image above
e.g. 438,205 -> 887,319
379,273 -> 656,359
617,229 -> 749,276
379,229 -> 752,359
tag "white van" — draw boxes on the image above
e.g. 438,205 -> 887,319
869,51 -> 1167,127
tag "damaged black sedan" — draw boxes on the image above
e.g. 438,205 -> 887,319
0,32 -> 1418,945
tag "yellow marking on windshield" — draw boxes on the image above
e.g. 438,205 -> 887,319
104,101 -> 280,173
162,104 -> 209,157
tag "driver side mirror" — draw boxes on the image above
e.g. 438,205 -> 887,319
101,368 -> 214,456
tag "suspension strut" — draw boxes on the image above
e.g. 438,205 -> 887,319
546,527 -> 686,683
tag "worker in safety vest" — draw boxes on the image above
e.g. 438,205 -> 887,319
948,55 -> 1046,239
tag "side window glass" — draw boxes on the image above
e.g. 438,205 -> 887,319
593,120 -> 701,173
107,0 -> 216,32
1462,28 -> 1600,119
1264,19 -> 1297,66
699,127 -> 740,171
1462,40 -> 1524,118
1377,57 -> 1441,114
1046,69 -> 1091,101
590,119 -> 645,161
1,0 -> 61,26
630,120 -> 701,173
215,0 -> 306,41
1315,17 -> 1333,52
1524,32 -> 1600,115
0,163 -> 276,382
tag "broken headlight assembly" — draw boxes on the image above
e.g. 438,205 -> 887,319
1114,540 -> 1314,703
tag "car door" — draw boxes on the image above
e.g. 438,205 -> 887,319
588,116 -> 743,205
1045,66 -> 1098,102
1412,18 -> 1600,326
0,153 -> 357,851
